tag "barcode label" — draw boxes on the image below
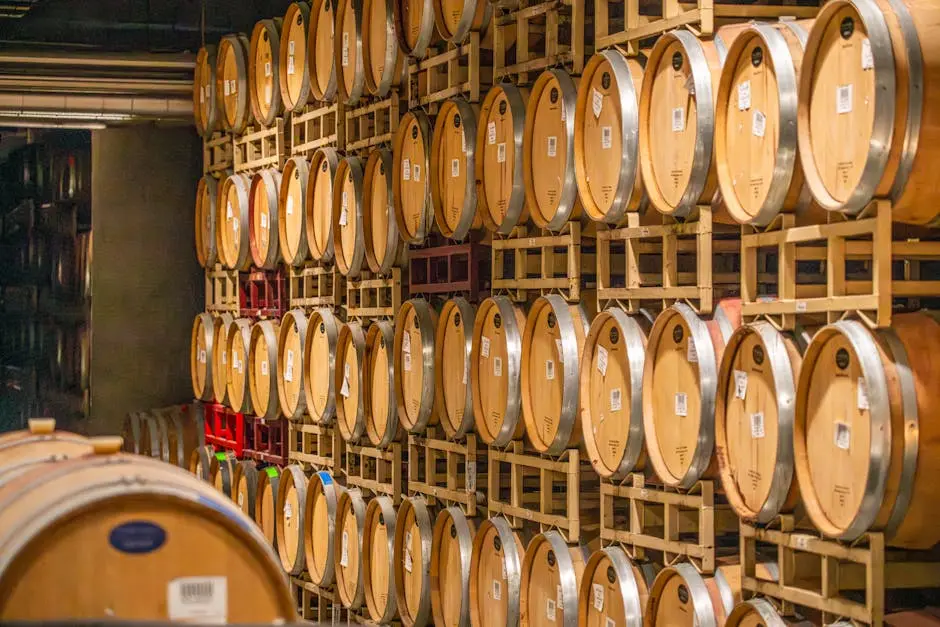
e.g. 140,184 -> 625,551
497,143 -> 506,163
601,126 -> 612,149
557,584 -> 564,610
284,501 -> 292,520
226,201 -> 233,219
555,339 -> 563,358
402,158 -> 411,181
547,136 -> 557,158
861,38 -> 874,70
857,377 -> 869,410
403,332 -> 411,354
288,41 -> 295,54
835,421 -> 851,450
545,359 -> 555,381
546,598 -> 556,620
229,79 -> 236,95
264,61 -> 271,77
413,163 -> 421,182
687,339 -> 698,363
167,577 -> 227,624
285,364 -> 293,382
488,121 -> 496,144
480,336 -> 490,358
340,530 -> 349,566
339,208 -> 348,226
261,361 -> 268,376
592,583 -> 604,611
610,388 -> 622,412
750,412 -> 765,439
492,579 -> 502,600
737,80 -> 751,111
734,370 -> 748,400
752,110 -> 766,138
287,55 -> 295,75
592,88 -> 603,118
451,158 -> 460,178
675,392 -> 688,417
836,84 -> 853,114
260,212 -> 267,229
596,345 -> 608,376
672,107 -> 685,132
223,80 -> 231,96
403,352 -> 412,372
494,356 -> 503,377
342,33 -> 349,67
198,349 -> 206,363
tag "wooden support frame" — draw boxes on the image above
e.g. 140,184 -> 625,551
291,576 -> 346,623
289,102 -> 344,156
493,0 -> 588,85
233,118 -> 288,173
487,441 -> 598,544
345,267 -> 405,320
344,91 -> 403,154
203,132 -> 234,177
341,441 -> 405,504
287,262 -> 344,312
407,32 -> 491,112
287,421 -> 343,471
407,428 -> 486,517
205,264 -> 242,315
600,473 -> 738,574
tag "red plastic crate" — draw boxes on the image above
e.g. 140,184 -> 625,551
202,402 -> 246,457
243,415 -> 287,466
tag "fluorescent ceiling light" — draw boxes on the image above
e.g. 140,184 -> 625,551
0,109 -> 133,122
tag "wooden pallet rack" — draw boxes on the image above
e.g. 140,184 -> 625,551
491,221 -> 594,303
287,262 -> 344,312
740,516 -> 940,627
233,119 -> 289,173
291,576 -> 346,623
600,473 -> 738,574
340,441 -> 405,504
493,0 -> 588,85
205,264 -> 241,315
287,421 -> 342,472
344,91 -> 403,154
408,240 -> 491,300
345,267 -> 405,320
407,32 -> 492,112
239,268 -> 287,319
203,132 -> 234,177
596,205 -> 740,314
487,441 -> 598,544
242,415 -> 288,466
741,199 -> 940,329
289,102 -> 343,155
407,427 -> 486,517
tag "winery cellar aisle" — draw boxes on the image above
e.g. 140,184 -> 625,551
3,0 -> 940,626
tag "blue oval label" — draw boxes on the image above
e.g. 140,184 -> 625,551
109,521 -> 167,554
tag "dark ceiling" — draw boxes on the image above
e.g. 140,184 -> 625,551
0,0 -> 293,53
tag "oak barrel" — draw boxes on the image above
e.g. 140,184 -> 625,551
363,0 -> 406,96
279,2 -> 313,111
233,459 -> 259,519
307,147 -> 340,262
794,312 -> 940,548
191,312 -> 216,402
303,308 -> 341,424
194,44 -> 219,137
363,495 -> 401,623
726,597 -> 813,627
394,496 -> 437,627
217,172 -> 252,271
430,506 -> 476,627
433,0 -> 490,43
195,174 -> 219,267
435,297 -> 476,439
468,516 -> 529,627
365,320 -> 403,447
797,0 -> 940,224
520,295 -> 590,456
476,83 -> 530,234
151,406 -> 204,469
122,412 -> 146,454
333,155 -> 368,277
642,299 -> 742,488
211,313 -> 235,406
395,298 -> 441,433
0,451 -> 296,622
256,465 -> 282,548
226,318 -> 254,413
394,110 -> 435,244
249,319 -> 281,421
578,546 -> 658,627
524,68 -> 582,230
336,487 -> 368,609
309,0 -> 339,102
304,470 -> 345,586
189,445 -> 213,481
278,156 -> 310,266
364,148 -> 408,273
249,18 -> 283,127
277,308 -> 308,421
335,321 -> 368,442
579,308 -> 652,480
0,419 -> 91,477
209,450 -> 237,498
336,0 -> 366,104
519,530 -> 588,627
431,98 -> 483,240
471,296 -> 527,446
394,0 -> 439,58
249,168 -> 283,269
216,33 -> 251,134
276,464 -> 308,575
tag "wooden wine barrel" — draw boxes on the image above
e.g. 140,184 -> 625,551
279,2 -> 312,111
797,0 -> 940,224
524,68 -> 582,230
336,488 -> 368,609
0,450 -> 296,622
226,318 -> 254,413
303,308 -> 340,424
216,33 -> 251,134
716,21 -> 814,227
191,312 -> 216,402
233,459 -> 259,519
520,295 -> 590,456
151,406 -> 205,469
194,44 -> 219,137
189,445 -> 213,481
394,0 -> 439,58
794,312 -> 940,548
519,531 -> 588,627
726,597 -> 812,627
209,450 -> 237,497
468,516 -> 529,627
0,419 -> 91,479
249,168 -> 283,269
471,296 -> 527,447
249,18 -> 283,128
364,149 -> 408,273
579,308 -> 652,480
249,319 -> 281,421
335,321 -> 368,442
195,174 -> 219,267
278,156 -> 310,266
395,298 -> 441,433
393,110 -> 434,244
333,155 -> 367,277
307,147 -> 340,262
435,297 -> 475,439
309,0 -> 338,102
578,546 -> 658,627
211,314 -> 234,405
477,83 -> 530,234
218,172 -> 252,271
336,0 -> 366,105
363,495 -> 400,623
715,322 -> 811,523
363,0 -> 406,96
430,507 -> 476,627
642,299 -> 742,489
276,464 -> 308,575
122,412 -> 145,454
394,496 -> 436,627
431,98 -> 482,240
365,320 -> 403,447
256,466 -> 282,549
432,0 -> 489,43
278,309 -> 308,421
304,470 -> 345,586
574,49 -> 646,225
140,412 -> 166,462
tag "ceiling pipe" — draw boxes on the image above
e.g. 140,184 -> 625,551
0,50 -> 194,69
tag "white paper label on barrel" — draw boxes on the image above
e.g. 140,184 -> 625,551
289,41 -> 295,54
835,421 -> 851,450
224,80 -> 231,96
264,83 -> 272,105
264,61 -> 271,77
750,412 -> 765,439
340,363 -> 350,398
339,208 -> 348,227
592,583 -> 604,611
592,88 -> 603,118
287,55 -> 295,75
199,349 -> 207,363
413,163 -> 421,182
463,356 -> 469,384
403,332 -> 411,354
167,576 -> 228,624
836,85 -> 853,114
606,618 -> 616,627
610,388 -> 622,412
200,84 -> 207,103
238,492 -> 244,507
492,579 -> 502,600
466,461 -> 476,492
687,339 -> 698,363
340,530 -> 349,567
283,501 -> 292,521
555,338 -> 563,358
675,392 -> 688,417
285,350 -> 294,381
342,188 -> 349,209
402,158 -> 411,181
752,110 -> 766,138
493,356 -> 503,377
557,584 -> 564,610
488,121 -> 496,144
545,359 -> 555,381
857,377 -> 870,410
480,336 -> 490,358
601,126 -> 612,150
546,598 -> 557,621
451,158 -> 460,178
342,33 -> 349,67
497,143 -> 506,164
596,345 -> 608,376
737,80 -> 751,111
547,136 -> 557,158
861,38 -> 874,70
560,104 -> 566,122
222,351 -> 227,365
260,212 -> 268,229
226,201 -> 234,219
403,352 -> 412,372
734,370 -> 748,400
404,546 -> 413,572
286,195 -> 294,216
461,131 -> 467,153
672,107 -> 685,132
229,79 -> 237,95
261,361 -> 269,376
